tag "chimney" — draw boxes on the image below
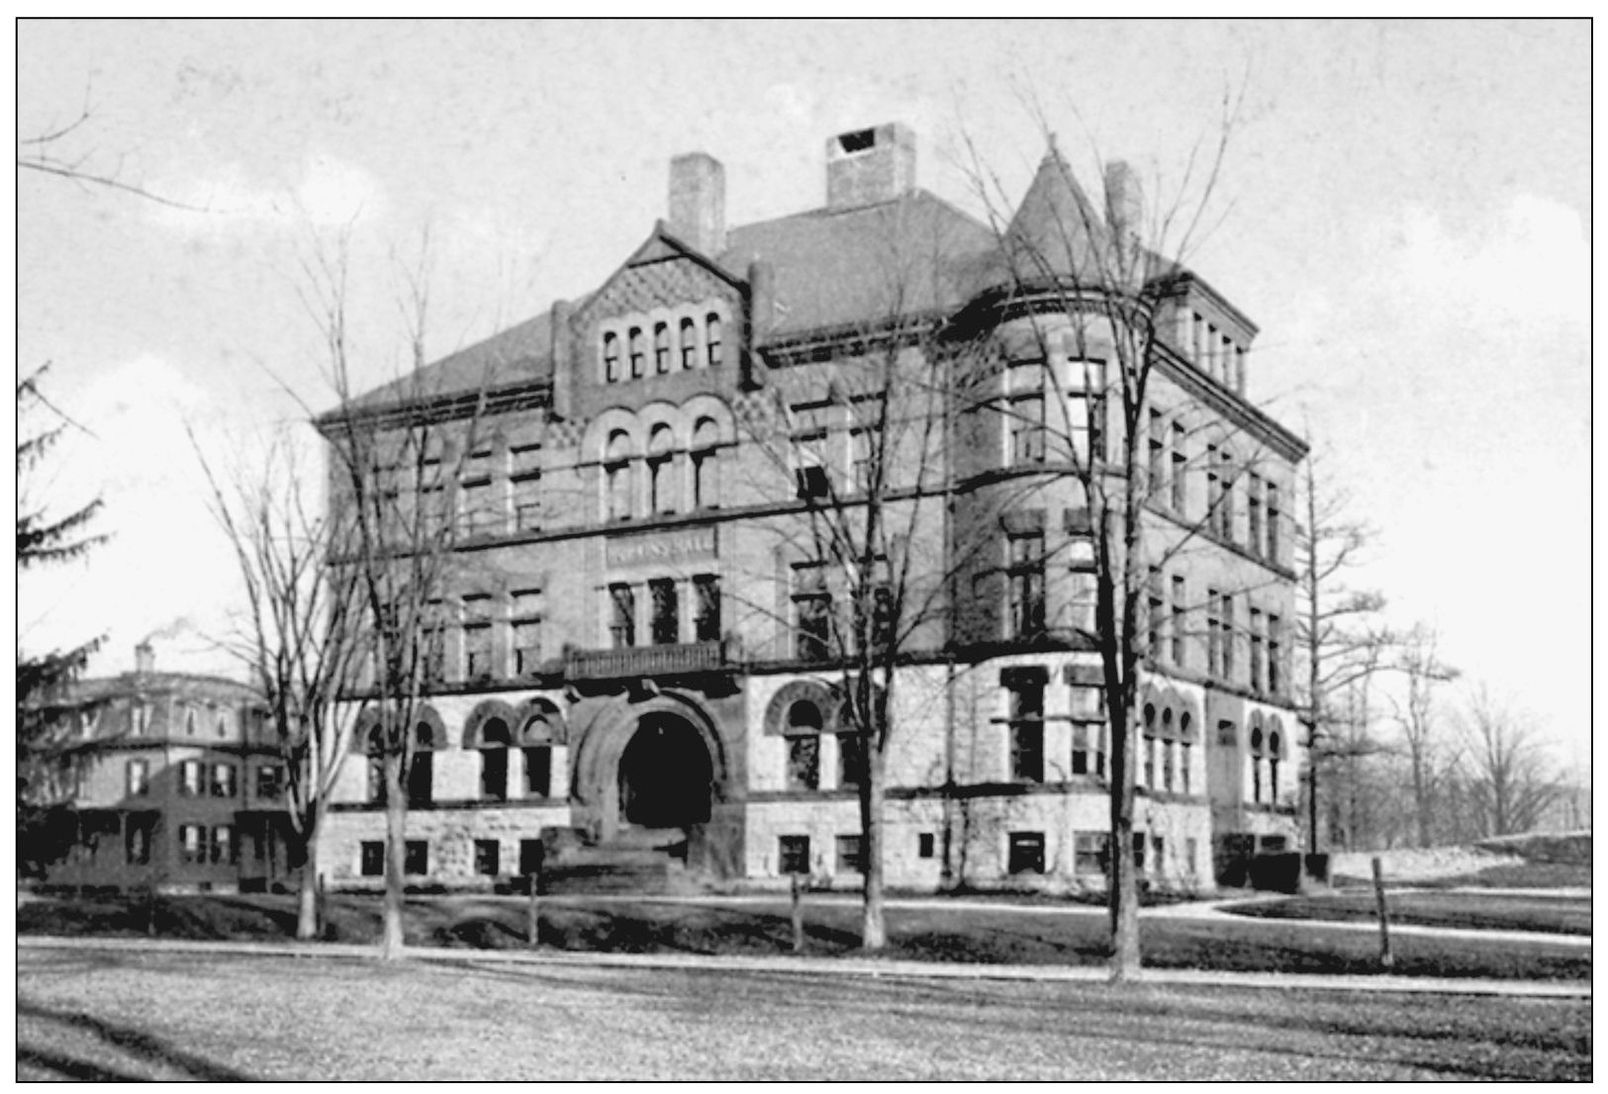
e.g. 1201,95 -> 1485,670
827,123 -> 916,210
549,297 -> 573,417
668,152 -> 726,257
135,641 -> 154,675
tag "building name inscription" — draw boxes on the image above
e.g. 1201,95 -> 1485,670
605,526 -> 718,568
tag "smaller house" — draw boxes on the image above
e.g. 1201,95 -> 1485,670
30,642 -> 292,894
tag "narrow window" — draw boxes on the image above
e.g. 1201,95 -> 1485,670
693,574 -> 722,642
256,764 -> 282,799
1247,473 -> 1264,556
1006,531 -> 1045,640
1221,593 -> 1236,681
1170,575 -> 1187,666
523,745 -> 552,797
1268,615 -> 1283,695
511,588 -> 542,676
835,834 -> 865,873
479,718 -> 511,801
679,317 -> 698,369
1266,482 -> 1282,565
360,841 -> 385,876
628,327 -> 645,378
647,425 -> 676,515
180,824 -> 205,865
210,762 -> 236,798
610,584 -> 636,649
1170,423 -> 1188,512
705,313 -> 722,367
1249,607 -> 1265,694
126,760 -> 149,798
181,760 -> 202,797
125,819 -> 151,866
1007,675 -> 1045,783
1250,727 -> 1264,804
604,430 -> 633,522
837,730 -> 865,790
404,840 -> 429,876
649,578 -> 679,645
211,825 -> 236,865
603,331 -> 621,383
475,839 -> 501,876
1269,731 -> 1282,805
1148,409 -> 1166,497
786,734 -> 820,791
653,321 -> 670,374
407,732 -> 434,807
792,564 -> 831,661
690,418 -> 720,509
519,838 -> 545,878
918,833 -> 936,859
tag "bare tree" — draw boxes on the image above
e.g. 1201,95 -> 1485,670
305,231 -> 492,959
191,426 -> 365,939
18,98 -> 198,210
1293,454 -> 1392,852
956,95 -> 1298,980
748,208 -> 990,949
1459,688 -> 1561,838
1392,624 -> 1459,848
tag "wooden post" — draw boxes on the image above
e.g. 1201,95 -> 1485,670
526,866 -> 541,948
1371,856 -> 1393,969
790,872 -> 804,954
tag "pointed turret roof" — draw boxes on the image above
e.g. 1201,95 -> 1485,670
996,142 -> 1112,286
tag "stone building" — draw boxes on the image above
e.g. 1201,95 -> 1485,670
29,642 -> 291,893
317,122 -> 1306,894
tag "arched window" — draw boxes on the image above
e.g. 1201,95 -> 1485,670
788,700 -> 823,733
1141,703 -> 1157,788
185,708 -> 198,736
628,327 -> 645,379
479,718 -> 511,801
1249,727 -> 1264,804
680,317 -> 698,369
705,313 -> 722,367
408,720 -> 437,807
691,417 -> 720,510
654,322 -> 670,374
603,331 -> 621,383
1267,729 -> 1282,805
605,430 -> 633,521
647,424 -> 676,514
1160,708 -> 1176,792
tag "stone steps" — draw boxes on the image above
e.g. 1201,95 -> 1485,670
538,826 -> 704,896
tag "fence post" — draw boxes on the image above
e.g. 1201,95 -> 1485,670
790,872 -> 804,954
1371,856 -> 1393,969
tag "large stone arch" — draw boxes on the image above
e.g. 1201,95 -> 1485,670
568,689 -> 729,838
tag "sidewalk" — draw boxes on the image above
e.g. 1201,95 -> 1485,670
20,934 -> 1590,999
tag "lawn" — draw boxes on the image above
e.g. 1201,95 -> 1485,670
18,891 -> 1590,981
16,947 -> 1591,1080
1224,890 -> 1591,936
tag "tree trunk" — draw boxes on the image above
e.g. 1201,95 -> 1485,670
1108,703 -> 1141,979
381,752 -> 407,959
859,744 -> 887,951
296,839 -> 320,941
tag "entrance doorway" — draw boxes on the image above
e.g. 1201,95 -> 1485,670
617,712 -> 713,829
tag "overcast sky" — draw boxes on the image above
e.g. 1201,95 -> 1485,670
15,19 -> 1590,764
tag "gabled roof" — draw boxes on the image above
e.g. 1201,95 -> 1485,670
719,189 -> 997,337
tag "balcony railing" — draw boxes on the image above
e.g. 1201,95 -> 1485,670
565,640 -> 729,681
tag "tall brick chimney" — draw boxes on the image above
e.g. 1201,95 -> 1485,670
668,152 -> 726,257
135,641 -> 154,675
826,123 -> 916,210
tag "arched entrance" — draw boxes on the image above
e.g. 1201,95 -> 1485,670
617,711 -> 713,829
